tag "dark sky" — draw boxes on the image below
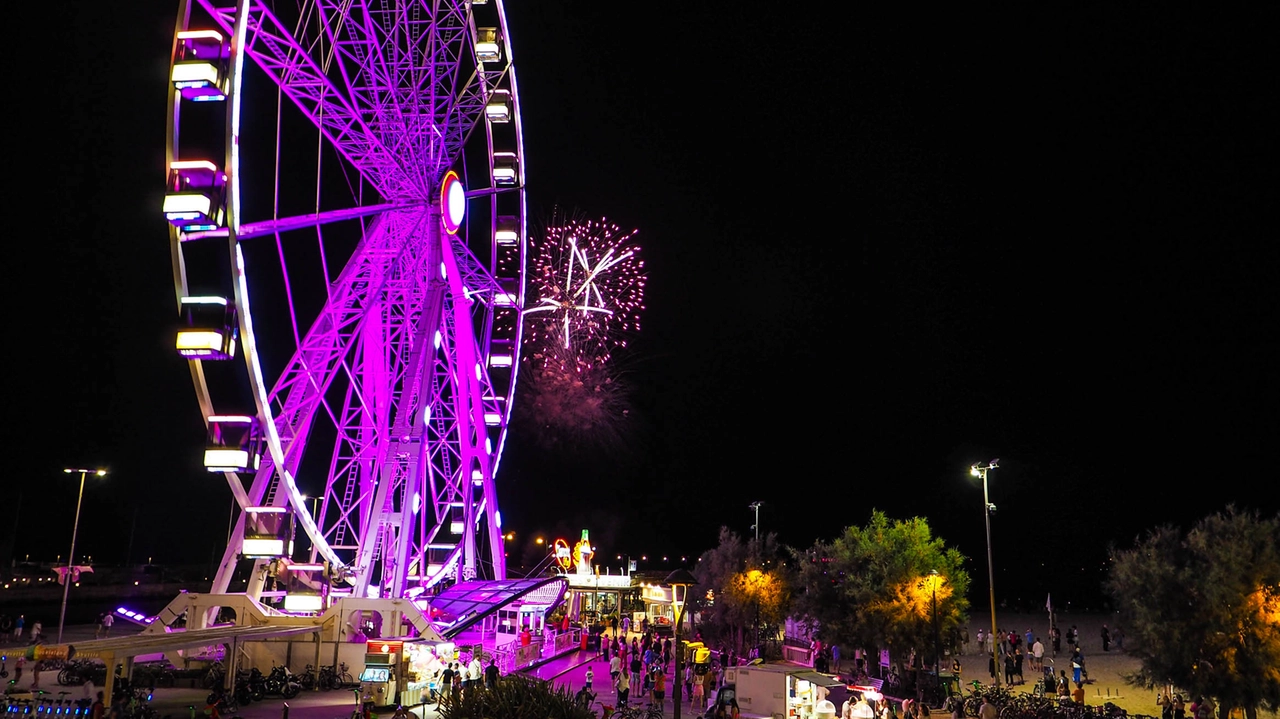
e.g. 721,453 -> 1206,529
10,3 -> 1277,610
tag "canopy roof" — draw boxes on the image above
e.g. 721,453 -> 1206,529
425,576 -> 568,638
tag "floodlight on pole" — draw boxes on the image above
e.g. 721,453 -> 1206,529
59,467 -> 107,643
970,459 -> 1000,687
749,501 -> 763,542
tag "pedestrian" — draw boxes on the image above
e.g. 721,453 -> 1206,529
1101,625 -> 1111,652
1013,650 -> 1024,685
484,658 -> 499,690
832,644 -> 841,672
30,620 -> 42,643
1003,653 -> 1014,686
469,654 -> 482,695
90,692 -> 105,719
1071,649 -> 1082,685
1071,682 -> 1085,705
685,663 -> 694,702
1032,637 -> 1044,672
585,666 -> 594,693
692,668 -> 705,709
13,615 -> 24,641
976,629 -> 985,656
653,668 -> 666,709
1051,626 -> 1061,657
102,612 -> 115,637
615,669 -> 628,707
610,652 -> 621,684
1115,626 -> 1125,651
33,661 -> 42,689
440,663 -> 454,705
1157,690 -> 1175,719
979,696 -> 997,719
96,614 -> 106,639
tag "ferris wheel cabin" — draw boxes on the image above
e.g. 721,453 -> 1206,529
203,415 -> 263,473
175,296 -> 238,359
241,507 -> 296,560
163,160 -> 226,232
170,30 -> 229,102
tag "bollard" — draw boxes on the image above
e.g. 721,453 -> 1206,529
281,702 -> 290,719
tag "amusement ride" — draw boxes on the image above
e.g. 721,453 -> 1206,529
162,0 -> 528,621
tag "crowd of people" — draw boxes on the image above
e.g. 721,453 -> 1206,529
573,625 -> 738,717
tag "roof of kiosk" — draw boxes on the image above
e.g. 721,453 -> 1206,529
425,576 -> 569,638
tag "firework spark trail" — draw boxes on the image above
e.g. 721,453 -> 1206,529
523,215 -> 646,368
516,212 -> 647,450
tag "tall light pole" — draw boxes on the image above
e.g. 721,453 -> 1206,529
748,501 -> 763,542
60,467 -> 107,643
667,569 -> 698,719
970,459 -> 1000,687
927,570 -> 941,695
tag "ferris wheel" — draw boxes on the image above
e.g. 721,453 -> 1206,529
163,0 -> 525,601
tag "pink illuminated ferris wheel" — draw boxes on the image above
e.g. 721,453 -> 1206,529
163,0 -> 525,600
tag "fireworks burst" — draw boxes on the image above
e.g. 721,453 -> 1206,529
522,215 -> 646,369
516,211 -> 647,451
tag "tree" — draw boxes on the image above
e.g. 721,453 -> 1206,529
693,527 -> 791,656
1106,507 -> 1280,719
790,511 -> 971,673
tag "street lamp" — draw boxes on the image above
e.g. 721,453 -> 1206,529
60,467 -> 107,643
748,501 -> 763,542
970,459 -> 1000,687
667,569 -> 698,719
926,570 -> 942,696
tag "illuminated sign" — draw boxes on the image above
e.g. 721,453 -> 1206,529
440,170 -> 465,235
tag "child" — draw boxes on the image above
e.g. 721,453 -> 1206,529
585,666 -> 594,693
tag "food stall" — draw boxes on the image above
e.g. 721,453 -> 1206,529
360,638 -> 454,708
722,664 -> 848,719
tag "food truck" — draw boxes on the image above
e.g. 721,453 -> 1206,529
718,664 -> 848,719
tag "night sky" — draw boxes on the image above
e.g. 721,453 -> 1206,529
10,4 -> 1277,610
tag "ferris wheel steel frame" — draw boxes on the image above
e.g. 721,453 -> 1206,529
166,0 -> 526,602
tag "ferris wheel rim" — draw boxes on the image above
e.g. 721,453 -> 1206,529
167,0 -> 526,594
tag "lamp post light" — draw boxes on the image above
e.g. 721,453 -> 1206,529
748,501 -> 763,542
667,569 -> 698,719
927,570 -> 942,696
970,459 -> 1000,687
60,467 -> 107,643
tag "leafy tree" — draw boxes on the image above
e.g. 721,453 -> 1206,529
1106,507 -> 1280,719
692,527 -> 790,656
790,511 -> 971,671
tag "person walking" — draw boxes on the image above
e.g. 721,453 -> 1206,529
653,668 -> 666,710
585,666 -> 595,694
1032,637 -> 1044,672
13,615 -> 24,642
30,620 -> 42,644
